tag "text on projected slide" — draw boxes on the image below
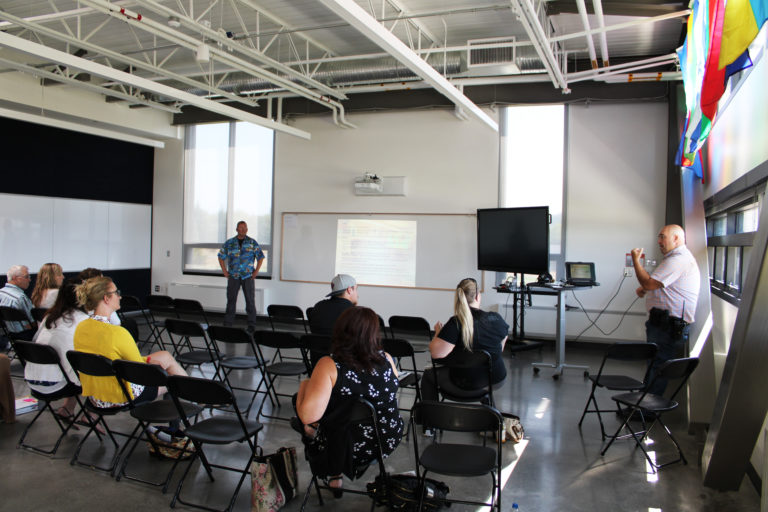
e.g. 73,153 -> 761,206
335,219 -> 417,287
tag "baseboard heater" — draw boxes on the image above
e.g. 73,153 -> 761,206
167,282 -> 265,314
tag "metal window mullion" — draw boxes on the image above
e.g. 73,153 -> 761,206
226,122 -> 237,236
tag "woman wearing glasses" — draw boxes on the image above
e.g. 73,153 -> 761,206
421,277 -> 509,403
73,276 -> 186,409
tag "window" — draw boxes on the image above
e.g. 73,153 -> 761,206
499,104 -> 565,283
182,122 -> 274,276
705,186 -> 764,304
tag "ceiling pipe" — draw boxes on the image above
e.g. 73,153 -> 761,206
567,53 -> 677,80
591,0 -> 610,67
0,30 -> 311,139
574,0 -> 598,69
316,0 -> 497,131
511,0 -> 569,92
0,0 -> 132,28
569,57 -> 678,84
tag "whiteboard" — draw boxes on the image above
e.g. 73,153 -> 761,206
280,212 -> 483,291
0,193 -> 151,273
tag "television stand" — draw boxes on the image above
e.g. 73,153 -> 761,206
526,283 -> 593,379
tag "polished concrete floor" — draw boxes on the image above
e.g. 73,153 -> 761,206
0,330 -> 760,512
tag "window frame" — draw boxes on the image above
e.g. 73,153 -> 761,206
181,122 -> 275,278
705,185 -> 764,306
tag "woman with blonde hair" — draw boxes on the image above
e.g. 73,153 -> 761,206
73,276 -> 187,409
422,277 -> 509,402
30,263 -> 64,309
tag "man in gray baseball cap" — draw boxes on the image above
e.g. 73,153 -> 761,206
308,274 -> 359,335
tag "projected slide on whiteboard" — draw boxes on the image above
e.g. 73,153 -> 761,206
335,219 -> 417,287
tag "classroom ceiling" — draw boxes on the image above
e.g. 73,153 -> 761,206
0,0 -> 687,135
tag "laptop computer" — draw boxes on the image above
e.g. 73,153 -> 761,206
565,262 -> 597,286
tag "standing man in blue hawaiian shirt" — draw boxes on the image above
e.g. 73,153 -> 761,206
218,221 -> 265,330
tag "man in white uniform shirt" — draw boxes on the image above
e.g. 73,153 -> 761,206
631,224 -> 700,395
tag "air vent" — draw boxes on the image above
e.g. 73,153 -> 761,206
468,37 -> 519,73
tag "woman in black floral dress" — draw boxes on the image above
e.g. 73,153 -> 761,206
296,306 -> 404,493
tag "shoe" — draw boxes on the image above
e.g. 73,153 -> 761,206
54,408 -> 80,430
324,476 -> 343,498
75,413 -> 106,434
423,428 -> 435,437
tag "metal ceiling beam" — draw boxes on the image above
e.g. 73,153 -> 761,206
0,30 -> 311,139
550,9 -> 690,44
0,106 -> 165,147
233,0 -> 337,57
381,0 -> 441,48
76,0 -> 352,124
0,8 -> 260,109
547,1 -> 685,17
0,56 -> 181,113
0,0 -> 132,29
512,0 -> 569,91
130,0 -> 346,100
316,0 -> 498,131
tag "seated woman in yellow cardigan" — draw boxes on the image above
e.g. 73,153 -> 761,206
73,276 -> 187,412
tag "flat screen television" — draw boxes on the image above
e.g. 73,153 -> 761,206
477,207 -> 550,274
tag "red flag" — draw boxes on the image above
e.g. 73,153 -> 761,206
700,0 -> 726,122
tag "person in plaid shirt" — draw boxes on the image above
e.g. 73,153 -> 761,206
631,224 -> 700,395
218,221 -> 265,330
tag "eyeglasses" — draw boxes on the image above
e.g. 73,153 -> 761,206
106,289 -> 122,297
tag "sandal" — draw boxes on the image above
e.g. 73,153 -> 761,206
75,413 -> 106,435
54,408 -> 80,430
324,476 -> 343,498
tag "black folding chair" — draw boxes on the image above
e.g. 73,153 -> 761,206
300,333 -> 332,372
388,315 -> 432,351
119,295 -> 161,352
112,359 -> 203,491
167,375 -> 264,512
207,325 -> 270,416
432,349 -> 495,407
173,298 -> 213,331
164,318 -> 222,381
382,338 -> 421,440
65,350 -> 129,473
146,294 -> 177,349
578,342 -> 658,439
411,401 -> 503,511
31,307 -> 48,324
267,304 -> 309,333
255,330 -> 310,422
12,340 -> 84,455
298,397 -> 390,511
601,357 -> 700,472
0,306 -> 36,359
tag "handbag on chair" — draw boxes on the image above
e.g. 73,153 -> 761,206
251,446 -> 299,512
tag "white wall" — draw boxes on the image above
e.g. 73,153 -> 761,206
151,102 -> 669,339
518,102 -> 669,341
151,109 -> 501,323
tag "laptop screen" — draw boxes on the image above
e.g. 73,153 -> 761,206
566,262 -> 596,284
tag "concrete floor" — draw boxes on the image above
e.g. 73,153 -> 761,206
0,329 -> 760,512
